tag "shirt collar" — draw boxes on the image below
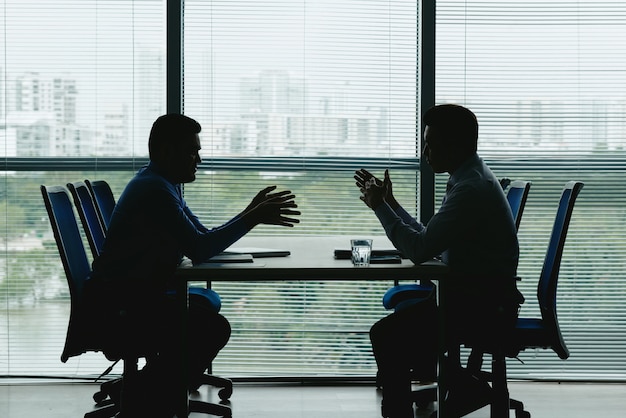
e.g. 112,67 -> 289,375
147,161 -> 179,186
447,153 -> 480,188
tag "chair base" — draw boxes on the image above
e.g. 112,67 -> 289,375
407,370 -> 531,417
90,372 -> 233,418
193,374 -> 233,401
425,398 -> 529,418
85,398 -> 232,418
509,398 -> 530,418
190,399 -> 232,417
85,403 -> 118,418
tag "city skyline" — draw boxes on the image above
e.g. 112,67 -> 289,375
1,0 -> 626,159
1,68 -> 625,159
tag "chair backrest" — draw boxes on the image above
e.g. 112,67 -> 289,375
537,180 -> 584,360
506,180 -> 532,231
40,185 -> 92,362
85,179 -> 116,232
67,181 -> 106,258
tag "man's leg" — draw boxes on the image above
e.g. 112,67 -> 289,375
370,298 -> 437,418
187,294 -> 232,387
133,295 -> 231,416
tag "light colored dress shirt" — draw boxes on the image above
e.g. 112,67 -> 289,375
374,153 -> 520,299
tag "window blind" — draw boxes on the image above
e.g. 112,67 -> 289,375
437,1 -> 626,380
0,0 -> 420,379
0,0 -> 165,377
5,0 -> 624,383
182,0 -> 420,377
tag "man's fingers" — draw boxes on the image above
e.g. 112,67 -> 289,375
257,185 -> 277,196
266,190 -> 293,198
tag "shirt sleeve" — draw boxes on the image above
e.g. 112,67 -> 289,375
155,184 -> 251,264
374,187 -> 471,264
393,204 -> 425,232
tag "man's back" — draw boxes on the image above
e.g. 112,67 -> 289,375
439,154 -> 519,282
92,164 -> 183,293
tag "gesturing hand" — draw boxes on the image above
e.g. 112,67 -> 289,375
354,169 -> 399,210
244,185 -> 279,214
354,168 -> 381,192
243,186 -> 301,228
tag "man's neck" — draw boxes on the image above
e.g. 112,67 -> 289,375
148,160 -> 179,185
447,152 -> 477,175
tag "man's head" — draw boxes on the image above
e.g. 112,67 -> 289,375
422,104 -> 478,174
148,114 -> 202,183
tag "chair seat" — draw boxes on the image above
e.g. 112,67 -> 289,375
189,287 -> 222,312
382,283 -> 433,310
462,317 -> 553,358
514,317 -> 549,343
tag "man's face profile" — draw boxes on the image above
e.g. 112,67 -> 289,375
423,125 -> 448,174
168,133 -> 202,183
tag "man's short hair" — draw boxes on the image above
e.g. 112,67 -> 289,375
423,104 -> 478,154
148,114 -> 202,161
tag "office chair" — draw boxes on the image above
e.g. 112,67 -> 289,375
44,184 -> 233,417
375,179 -> 532,408
452,180 -> 584,418
85,179 -> 116,231
67,181 -> 107,258
382,179 -> 531,312
81,179 -> 234,406
498,177 -> 511,190
41,184 -> 154,417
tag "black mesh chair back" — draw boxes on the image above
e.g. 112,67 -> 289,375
85,179 -> 116,232
505,180 -> 531,231
40,185 -> 92,363
460,181 -> 584,417
67,181 -> 107,258
533,180 -> 584,359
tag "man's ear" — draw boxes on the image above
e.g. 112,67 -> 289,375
153,143 -> 172,165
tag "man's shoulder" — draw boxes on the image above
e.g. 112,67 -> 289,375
129,167 -> 175,191
454,157 -> 500,192
118,169 -> 179,206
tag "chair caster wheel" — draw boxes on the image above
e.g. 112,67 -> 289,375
218,386 -> 233,401
515,411 -> 530,418
93,390 -> 107,404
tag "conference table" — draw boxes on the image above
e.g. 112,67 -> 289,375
174,235 -> 450,417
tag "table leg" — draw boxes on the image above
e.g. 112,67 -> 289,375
436,282 -> 448,417
176,277 -> 189,417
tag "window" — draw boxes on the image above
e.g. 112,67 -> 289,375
2,0 -> 625,382
0,0 -> 166,376
0,0 -> 420,378
182,0 -> 419,377
437,1 -> 626,379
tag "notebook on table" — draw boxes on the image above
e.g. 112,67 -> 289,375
203,253 -> 254,263
223,247 -> 291,258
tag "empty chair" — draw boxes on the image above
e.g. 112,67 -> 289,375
85,179 -> 116,231
67,181 -> 107,258
505,180 -> 532,231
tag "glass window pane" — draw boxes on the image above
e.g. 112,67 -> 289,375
437,0 -> 626,379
